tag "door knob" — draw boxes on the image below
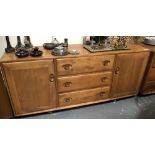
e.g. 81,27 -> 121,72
49,74 -> 55,82
115,67 -> 120,74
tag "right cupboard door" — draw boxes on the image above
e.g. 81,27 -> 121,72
110,52 -> 149,98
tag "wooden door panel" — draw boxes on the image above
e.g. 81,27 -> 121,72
3,60 -> 57,116
111,52 -> 149,98
0,69 -> 13,118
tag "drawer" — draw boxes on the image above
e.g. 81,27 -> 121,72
56,55 -> 115,76
142,81 -> 155,94
147,68 -> 155,82
58,72 -> 112,93
59,87 -> 110,107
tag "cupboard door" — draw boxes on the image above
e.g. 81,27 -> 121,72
111,52 -> 149,98
0,68 -> 13,118
3,60 -> 57,116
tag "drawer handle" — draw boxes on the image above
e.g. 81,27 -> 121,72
64,82 -> 72,87
101,77 -> 108,82
64,97 -> 72,103
115,67 -> 120,74
99,92 -> 106,97
103,60 -> 110,66
49,74 -> 55,82
63,64 -> 72,70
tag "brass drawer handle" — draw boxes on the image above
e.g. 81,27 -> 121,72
101,77 -> 108,82
115,67 -> 120,74
103,60 -> 110,66
64,97 -> 72,103
63,64 -> 72,70
49,74 -> 55,82
64,82 -> 72,87
99,92 -> 106,97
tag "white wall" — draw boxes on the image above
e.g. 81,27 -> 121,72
0,36 -> 83,58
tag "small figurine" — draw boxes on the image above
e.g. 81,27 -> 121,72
24,36 -> 33,49
15,36 -> 25,50
15,47 -> 29,58
30,47 -> 43,57
5,36 -> 15,53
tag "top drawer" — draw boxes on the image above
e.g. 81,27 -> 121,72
56,55 -> 115,76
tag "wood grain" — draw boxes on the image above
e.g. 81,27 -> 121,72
3,60 -> 57,116
59,87 -> 110,107
58,71 -> 112,93
0,44 -> 151,64
140,50 -> 155,94
0,44 -> 151,117
56,55 -> 115,76
0,69 -> 13,118
110,52 -> 150,98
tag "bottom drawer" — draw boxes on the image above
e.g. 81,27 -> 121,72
147,68 -> 155,81
142,82 -> 155,94
59,87 -> 110,107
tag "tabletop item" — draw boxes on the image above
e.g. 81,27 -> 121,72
24,36 -> 33,49
43,37 -> 60,50
52,46 -> 68,56
5,36 -> 15,53
15,36 -> 25,50
83,36 -> 131,53
63,38 -> 68,48
108,36 -> 131,50
15,47 -> 29,58
30,47 -> 43,57
144,37 -> 155,46
68,50 -> 80,55
43,43 -> 59,50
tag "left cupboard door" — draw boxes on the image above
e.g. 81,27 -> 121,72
3,60 -> 57,116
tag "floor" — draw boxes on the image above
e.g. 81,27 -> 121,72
23,94 -> 155,119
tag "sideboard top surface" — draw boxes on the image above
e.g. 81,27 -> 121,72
0,44 -> 151,63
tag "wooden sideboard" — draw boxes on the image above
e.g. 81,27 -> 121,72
140,44 -> 155,94
0,44 -> 151,118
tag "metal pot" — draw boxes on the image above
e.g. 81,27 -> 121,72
52,46 -> 68,56
43,43 -> 59,50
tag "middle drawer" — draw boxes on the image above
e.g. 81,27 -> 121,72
57,71 -> 112,93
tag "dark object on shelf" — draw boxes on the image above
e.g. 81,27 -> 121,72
43,43 -> 60,50
30,47 -> 43,57
52,46 -> 68,56
24,36 -> 33,49
63,38 -> 68,48
5,36 -> 15,53
15,48 -> 29,58
15,36 -> 25,50
43,37 -> 61,50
